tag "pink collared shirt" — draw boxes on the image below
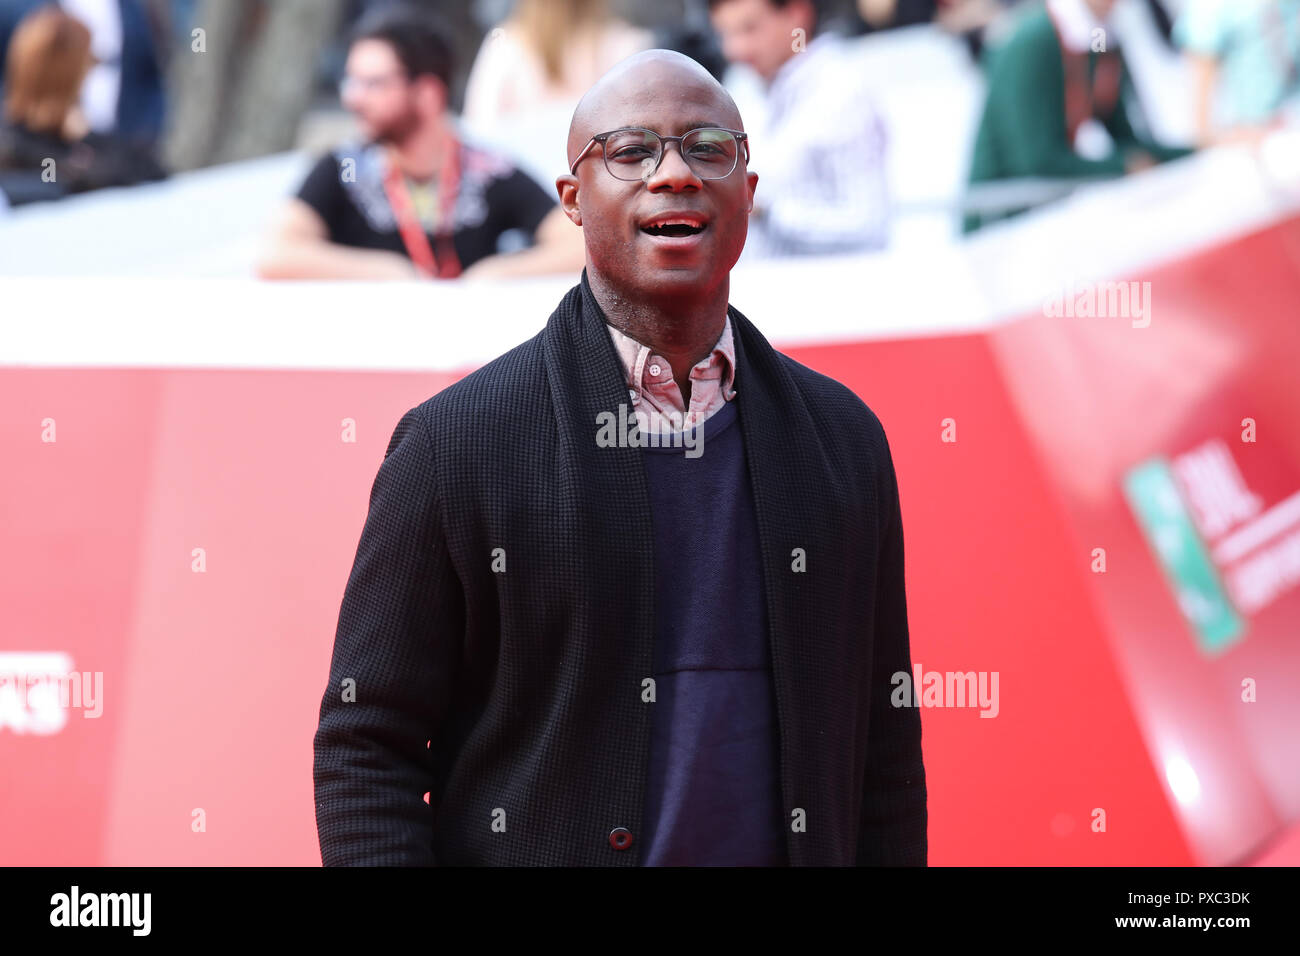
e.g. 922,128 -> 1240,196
604,314 -> 738,433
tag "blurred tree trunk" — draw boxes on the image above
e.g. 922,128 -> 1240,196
163,0 -> 254,171
164,0 -> 345,170
216,0 -> 348,163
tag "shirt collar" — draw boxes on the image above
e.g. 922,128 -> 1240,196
604,312 -> 738,403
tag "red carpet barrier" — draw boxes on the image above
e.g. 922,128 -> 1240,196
2,217 -> 1297,865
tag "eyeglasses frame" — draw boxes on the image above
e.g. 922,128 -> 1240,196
568,126 -> 751,180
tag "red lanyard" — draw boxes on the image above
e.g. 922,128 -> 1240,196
1047,8 -> 1122,146
382,135 -> 463,279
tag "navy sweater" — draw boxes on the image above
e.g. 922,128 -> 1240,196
637,399 -> 787,865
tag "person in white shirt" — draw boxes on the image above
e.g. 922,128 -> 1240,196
463,0 -> 652,123
709,0 -> 891,256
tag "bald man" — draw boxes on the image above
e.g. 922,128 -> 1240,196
313,50 -> 927,866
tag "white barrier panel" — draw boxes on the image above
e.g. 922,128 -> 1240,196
1,131 -> 1298,370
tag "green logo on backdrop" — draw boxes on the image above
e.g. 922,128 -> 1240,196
1123,459 -> 1245,654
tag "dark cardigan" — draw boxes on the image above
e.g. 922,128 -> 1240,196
313,268 -> 927,865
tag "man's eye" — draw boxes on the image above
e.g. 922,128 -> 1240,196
611,146 -> 654,160
688,143 -> 726,157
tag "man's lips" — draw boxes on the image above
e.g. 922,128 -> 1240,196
639,211 -> 709,237
639,213 -> 710,243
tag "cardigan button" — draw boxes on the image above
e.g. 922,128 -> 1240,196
608,827 -> 633,851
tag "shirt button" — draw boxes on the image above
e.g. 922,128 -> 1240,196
609,827 -> 634,851
628,388 -> 636,400
648,363 -> 662,376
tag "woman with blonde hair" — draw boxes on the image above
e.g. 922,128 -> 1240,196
460,0 -> 651,185
0,5 -> 164,206
464,0 -> 652,122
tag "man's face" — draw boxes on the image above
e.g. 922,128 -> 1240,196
341,40 -> 419,143
1084,0 -> 1118,20
560,72 -> 759,299
710,0 -> 811,83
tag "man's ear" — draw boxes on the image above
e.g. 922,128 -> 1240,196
555,174 -> 582,226
746,171 -> 759,212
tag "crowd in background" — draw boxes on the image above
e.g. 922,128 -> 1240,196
0,0 -> 1298,271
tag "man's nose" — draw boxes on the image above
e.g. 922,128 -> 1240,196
644,141 -> 699,188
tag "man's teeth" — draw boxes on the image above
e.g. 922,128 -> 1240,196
644,221 -> 704,236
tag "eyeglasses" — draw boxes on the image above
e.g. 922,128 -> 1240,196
338,72 -> 407,98
569,127 -> 749,181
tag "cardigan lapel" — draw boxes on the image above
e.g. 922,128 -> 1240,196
729,303 -> 853,866
538,271 -> 659,857
540,271 -> 658,598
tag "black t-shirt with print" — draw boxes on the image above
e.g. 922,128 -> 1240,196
295,139 -> 556,271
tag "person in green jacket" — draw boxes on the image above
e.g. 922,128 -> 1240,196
963,0 -> 1193,234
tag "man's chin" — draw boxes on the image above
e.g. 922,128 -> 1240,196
636,244 -> 742,287
630,264 -> 717,296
